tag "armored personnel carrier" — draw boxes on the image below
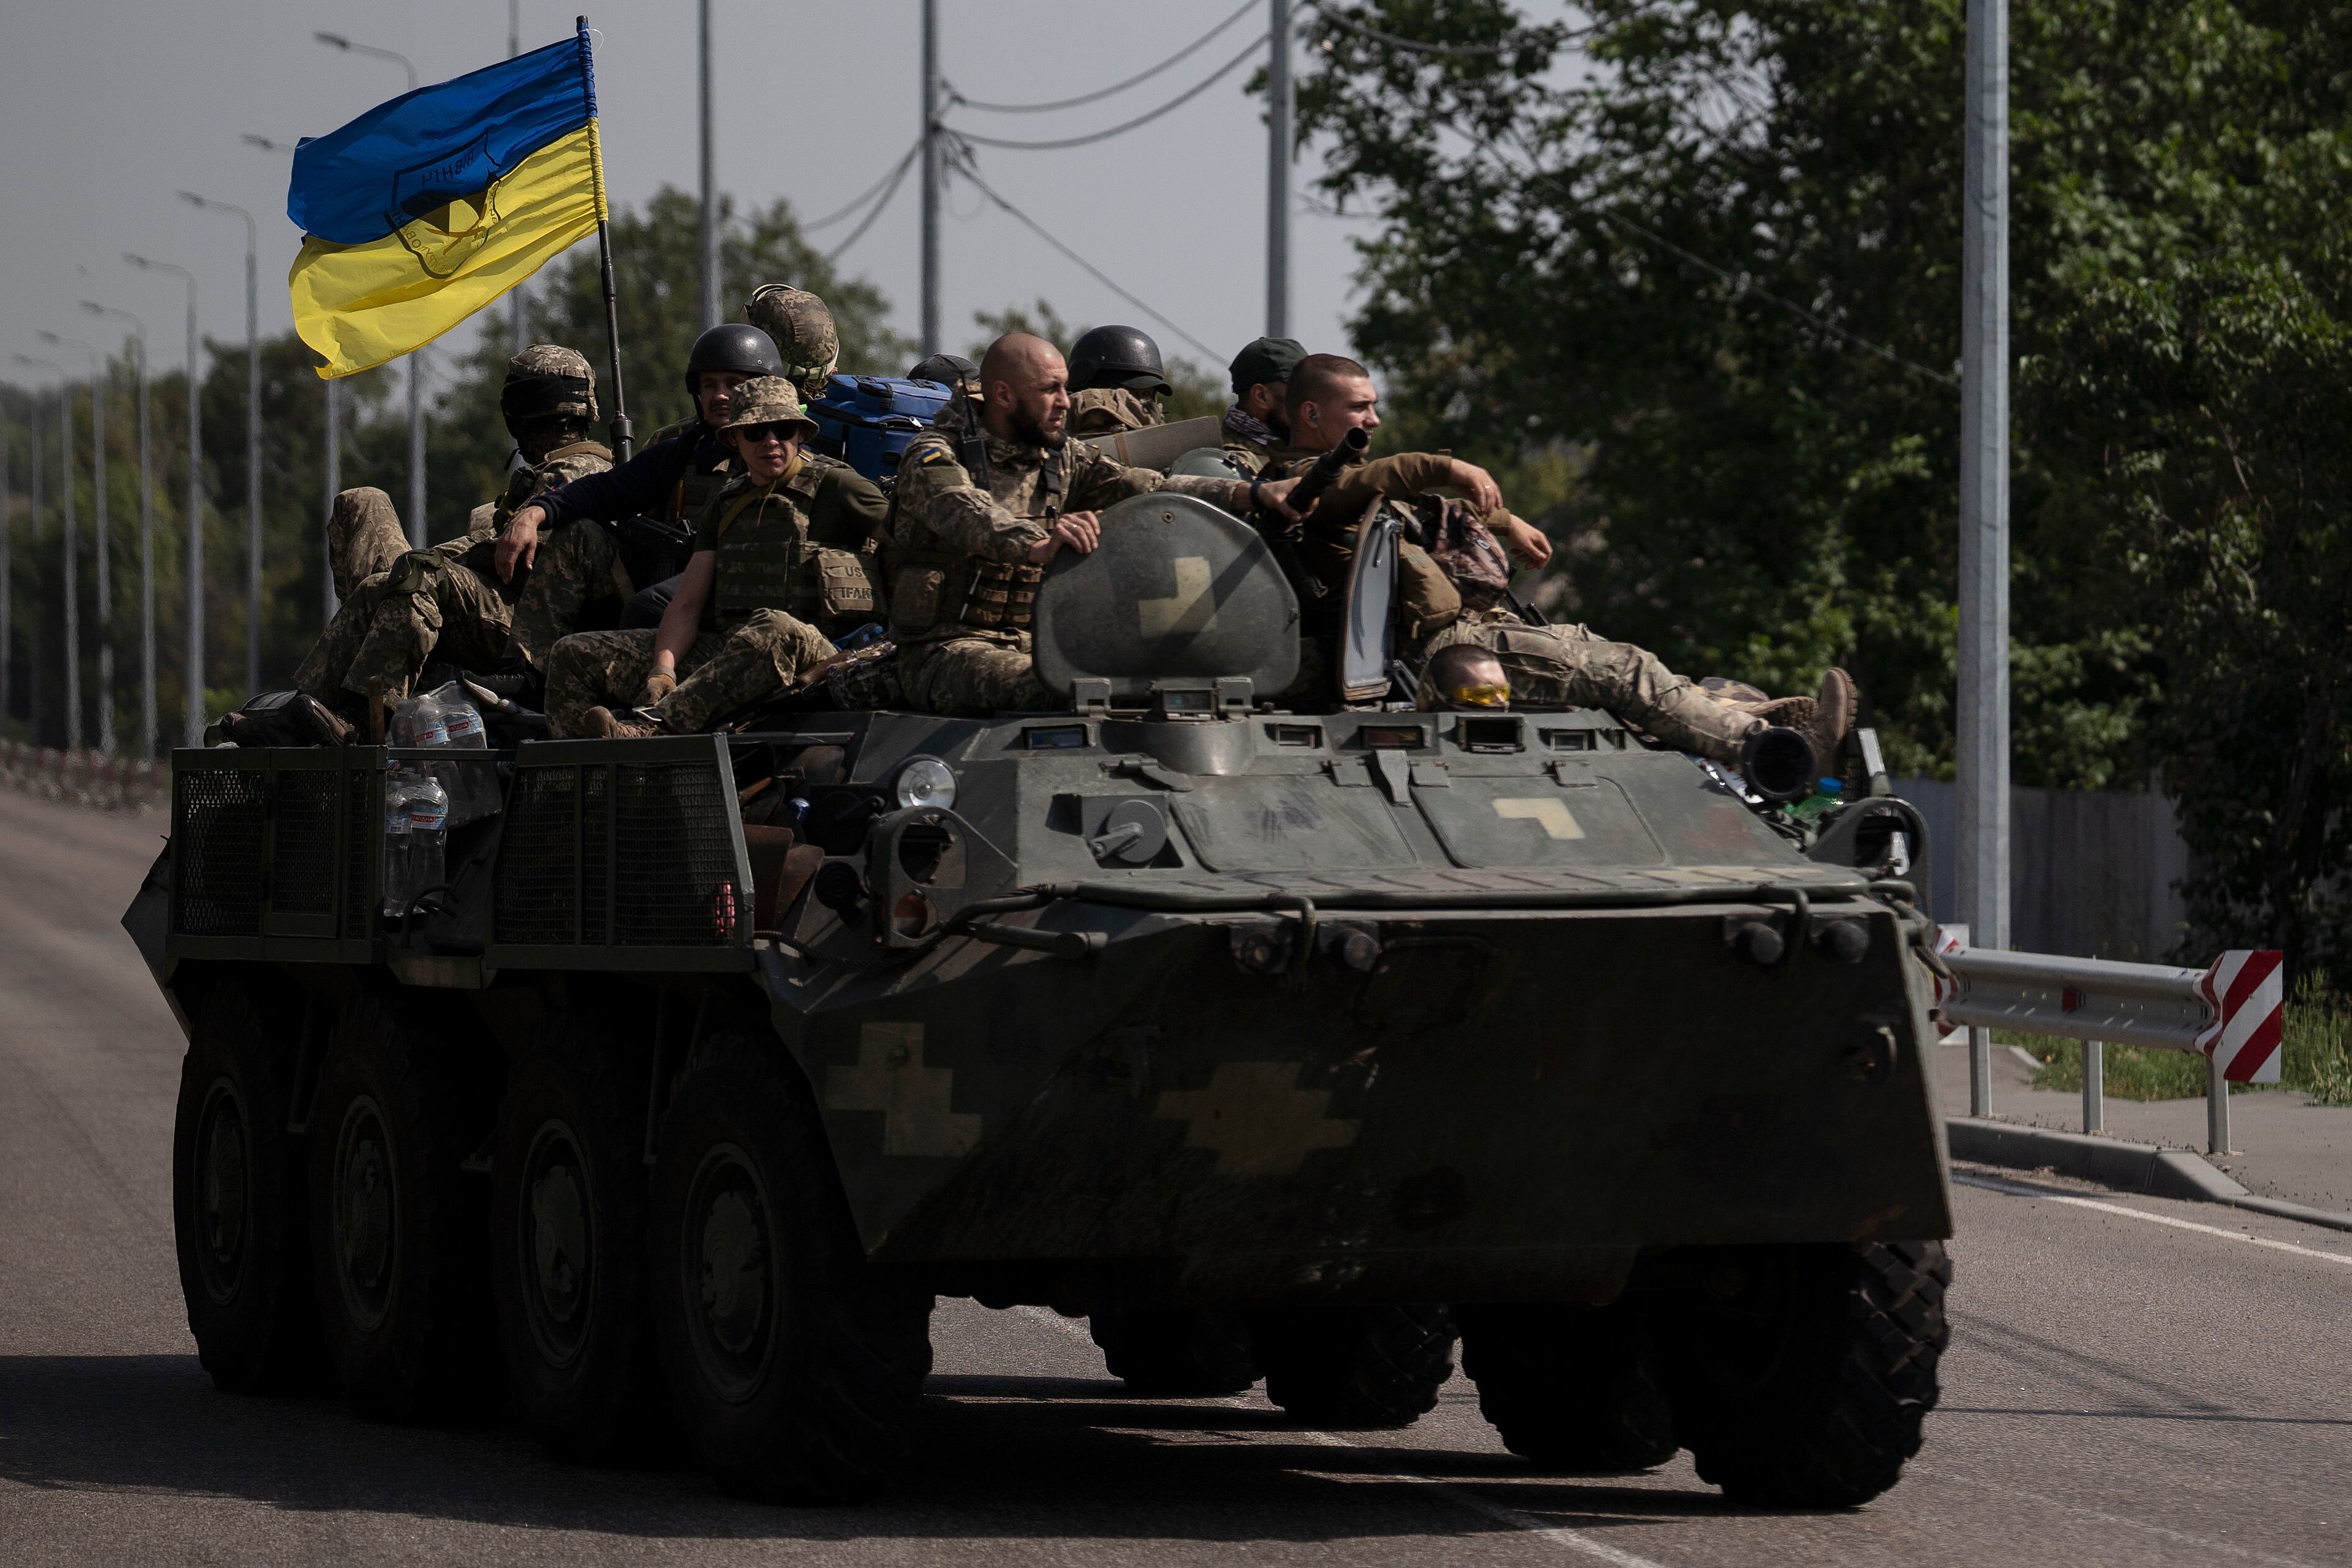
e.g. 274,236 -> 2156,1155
125,487 -> 1951,1508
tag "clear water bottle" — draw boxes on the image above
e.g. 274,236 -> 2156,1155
380,766 -> 416,919
404,772 -> 450,912
419,681 -> 499,825
434,685 -> 488,748
391,689 -> 449,750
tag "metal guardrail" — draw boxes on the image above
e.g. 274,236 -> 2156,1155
1933,933 -> 2285,1156
0,739 -> 168,812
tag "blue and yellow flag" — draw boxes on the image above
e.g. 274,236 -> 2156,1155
289,24 -> 607,378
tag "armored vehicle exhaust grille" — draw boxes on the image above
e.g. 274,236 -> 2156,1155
492,740 -> 747,952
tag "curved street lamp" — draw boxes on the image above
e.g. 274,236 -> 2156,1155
42,329 -> 112,756
124,252 -> 206,747
83,300 -> 156,759
12,352 -> 79,751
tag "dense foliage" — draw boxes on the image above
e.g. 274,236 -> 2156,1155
1296,0 -> 2352,972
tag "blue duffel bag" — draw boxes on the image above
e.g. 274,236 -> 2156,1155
808,374 -> 955,484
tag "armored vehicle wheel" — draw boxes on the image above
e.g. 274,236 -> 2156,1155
1250,1304 -> 1456,1428
491,1019 -> 665,1463
1456,1302 -> 1676,1471
649,1031 -> 935,1503
1088,1309 -> 1258,1396
1660,1241 -> 1950,1508
171,981 -> 325,1392
306,997 -> 500,1421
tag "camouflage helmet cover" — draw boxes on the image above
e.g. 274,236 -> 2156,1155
744,284 -> 841,397
501,343 -> 598,423
714,374 -> 820,438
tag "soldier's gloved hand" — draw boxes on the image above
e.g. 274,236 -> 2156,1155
1025,511 -> 1102,565
496,503 -> 547,582
1498,512 -> 1554,568
640,667 -> 679,706
1448,460 -> 1504,517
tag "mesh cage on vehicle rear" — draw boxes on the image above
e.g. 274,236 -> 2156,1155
492,743 -> 745,950
173,769 -> 268,936
170,755 -> 361,942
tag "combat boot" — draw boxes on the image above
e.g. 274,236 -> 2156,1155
1802,668 -> 1856,774
584,705 -> 663,740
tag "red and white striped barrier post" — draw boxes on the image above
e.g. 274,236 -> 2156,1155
2198,949 -> 2286,1154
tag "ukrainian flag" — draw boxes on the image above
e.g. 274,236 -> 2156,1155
289,23 -> 607,378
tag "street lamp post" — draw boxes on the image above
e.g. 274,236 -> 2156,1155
125,253 -> 204,748
84,301 -> 156,759
44,332 -> 112,756
15,355 -> 78,751
316,31 -> 429,549
180,191 -> 262,698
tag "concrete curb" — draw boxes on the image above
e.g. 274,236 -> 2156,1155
1947,1117 -> 2352,1234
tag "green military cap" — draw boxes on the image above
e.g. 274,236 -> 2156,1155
716,375 -> 820,437
1228,335 -> 1308,394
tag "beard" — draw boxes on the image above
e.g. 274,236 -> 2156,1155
1009,404 -> 1065,449
1268,410 -> 1292,442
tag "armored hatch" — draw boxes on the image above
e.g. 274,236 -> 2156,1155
1030,492 -> 1299,709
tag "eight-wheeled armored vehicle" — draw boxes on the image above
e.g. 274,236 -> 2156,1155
125,487 -> 1952,1507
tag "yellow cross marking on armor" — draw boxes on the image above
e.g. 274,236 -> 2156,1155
825,1022 -> 981,1159
1154,1061 -> 1361,1177
1492,797 -> 1584,840
1138,555 -> 1217,638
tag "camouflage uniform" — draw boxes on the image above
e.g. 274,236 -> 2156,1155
1069,386 -> 1163,437
327,487 -> 413,602
543,384 -> 888,736
885,417 -> 1255,715
295,441 -> 611,707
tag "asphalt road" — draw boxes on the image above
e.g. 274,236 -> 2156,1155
3,786 -> 2348,1567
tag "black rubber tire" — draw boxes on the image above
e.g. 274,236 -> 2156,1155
1088,1309 -> 1258,1396
1250,1304 -> 1456,1428
491,1016 -> 666,1464
307,995 -> 501,1421
170,981 -> 325,1392
1660,1241 -> 1951,1508
1456,1302 -> 1678,1472
648,1031 -> 935,1503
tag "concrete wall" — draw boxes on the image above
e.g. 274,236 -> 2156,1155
1894,777 -> 2192,963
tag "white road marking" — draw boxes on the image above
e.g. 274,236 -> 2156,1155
1915,1466 -> 2327,1568
1014,1307 -> 1671,1567
1954,1171 -> 2352,1267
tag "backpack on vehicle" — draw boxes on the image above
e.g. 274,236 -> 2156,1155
807,375 -> 955,487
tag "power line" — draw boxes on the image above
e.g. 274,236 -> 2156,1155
946,142 -> 1224,363
950,0 -> 1260,114
1461,122 -> 1958,389
802,137 -> 925,232
950,32 -> 1271,152
1303,0 -> 1589,57
824,140 -> 923,265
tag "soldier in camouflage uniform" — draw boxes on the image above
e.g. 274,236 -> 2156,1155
887,333 -> 1303,715
293,347 -> 612,718
1219,335 -> 1305,478
1066,324 -> 1169,437
327,487 -> 412,604
542,377 -> 889,738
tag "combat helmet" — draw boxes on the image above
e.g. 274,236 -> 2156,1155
745,284 -> 841,401
1068,324 -> 1170,396
906,352 -> 979,394
500,343 -> 598,428
683,322 -> 786,400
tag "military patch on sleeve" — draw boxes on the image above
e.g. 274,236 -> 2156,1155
914,446 -> 956,466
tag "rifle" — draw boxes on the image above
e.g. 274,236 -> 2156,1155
1247,425 -> 1371,605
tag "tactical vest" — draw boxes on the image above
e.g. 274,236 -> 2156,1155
499,439 -> 612,532
651,419 -> 735,523
709,458 -> 880,632
887,433 -> 1064,641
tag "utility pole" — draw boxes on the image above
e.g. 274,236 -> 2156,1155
17,357 -> 78,751
1958,0 -> 2010,1118
509,0 -> 529,353
1266,0 -> 1292,338
920,0 -> 940,356
698,0 -> 721,332
182,191 -> 263,695
315,32 -> 425,549
86,302 -> 155,759
125,253 -> 202,746
46,332 -> 112,756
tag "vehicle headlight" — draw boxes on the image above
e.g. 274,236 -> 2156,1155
894,756 -> 958,812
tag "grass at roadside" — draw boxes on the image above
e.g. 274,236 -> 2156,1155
2023,976 -> 2352,1105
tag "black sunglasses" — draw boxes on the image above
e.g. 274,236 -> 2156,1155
733,421 -> 801,445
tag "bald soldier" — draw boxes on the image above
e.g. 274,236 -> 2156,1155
885,332 -> 1305,714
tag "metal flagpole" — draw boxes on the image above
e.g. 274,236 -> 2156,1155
509,0 -> 530,353
323,379 -> 340,622
1958,0 -> 2012,1118
45,332 -> 112,754
920,0 -> 940,356
1266,0 -> 1292,338
578,17 -> 633,461
15,358 -> 81,752
698,0 -> 721,332
85,302 -> 155,758
125,252 -> 202,746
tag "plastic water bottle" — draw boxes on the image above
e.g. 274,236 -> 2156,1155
391,689 -> 449,750
1789,776 -> 1845,823
404,772 -> 450,912
435,687 -> 488,748
381,768 -> 416,919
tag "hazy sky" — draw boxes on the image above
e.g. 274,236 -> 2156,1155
0,1 -> 1380,396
